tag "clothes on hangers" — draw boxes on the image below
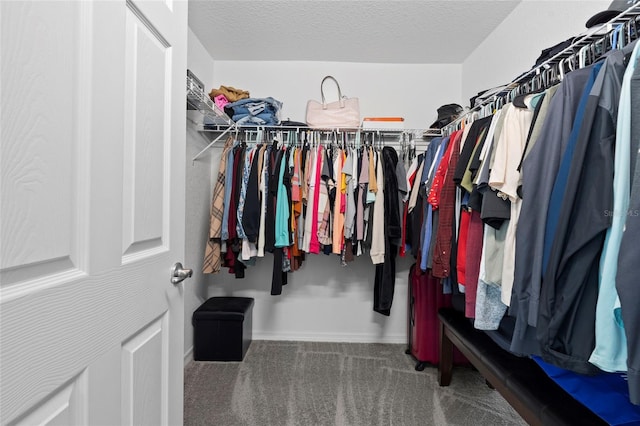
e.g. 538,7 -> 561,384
373,146 -> 402,316
203,134 -> 418,315
406,36 -> 640,406
509,65 -> 594,356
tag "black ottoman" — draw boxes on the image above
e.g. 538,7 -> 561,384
192,297 -> 254,361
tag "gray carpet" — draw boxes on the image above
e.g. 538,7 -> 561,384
184,341 -> 526,426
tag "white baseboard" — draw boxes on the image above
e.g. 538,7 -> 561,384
184,346 -> 194,366
253,331 -> 406,344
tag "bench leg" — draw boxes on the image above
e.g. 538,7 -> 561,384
438,320 -> 453,386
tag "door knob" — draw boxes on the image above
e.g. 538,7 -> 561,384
171,262 -> 193,284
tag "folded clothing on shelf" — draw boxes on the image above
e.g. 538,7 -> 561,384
209,85 -> 250,103
225,97 -> 283,126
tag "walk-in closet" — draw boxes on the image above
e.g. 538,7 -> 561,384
2,1 -> 640,425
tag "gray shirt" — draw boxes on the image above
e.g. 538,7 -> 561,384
509,66 -> 593,355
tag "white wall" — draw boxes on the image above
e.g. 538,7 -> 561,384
187,27 -> 215,89
208,249 -> 415,343
462,0 -> 611,105
202,61 -> 462,343
184,28 -> 216,364
212,61 -> 463,129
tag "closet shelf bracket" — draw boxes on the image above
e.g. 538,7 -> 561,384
192,121 -> 238,164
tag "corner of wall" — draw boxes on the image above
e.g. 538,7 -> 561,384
184,345 -> 194,367
185,27 -> 218,363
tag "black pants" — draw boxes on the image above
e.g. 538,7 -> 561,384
271,248 -> 287,295
374,242 -> 397,316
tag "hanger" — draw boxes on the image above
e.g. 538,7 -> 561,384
551,64 -> 560,84
504,88 -> 512,104
558,57 -> 568,81
612,24 -> 621,49
608,29 -> 616,51
594,36 -> 603,59
630,17 -> 639,43
578,45 -> 588,68
566,55 -> 575,73
540,67 -> 548,89
544,64 -> 557,86
284,130 -> 292,148
528,73 -> 538,92
482,102 -> 491,117
309,130 -> 316,148
601,34 -> 610,56
588,41 -> 598,65
487,99 -> 495,115
409,133 -> 416,160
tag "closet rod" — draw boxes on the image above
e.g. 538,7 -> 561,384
199,124 -> 441,134
192,125 -> 441,159
444,2 -> 640,134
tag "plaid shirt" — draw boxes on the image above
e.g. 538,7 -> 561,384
432,130 -> 463,278
203,137 -> 235,273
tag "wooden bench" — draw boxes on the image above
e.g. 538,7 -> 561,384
438,307 -> 607,426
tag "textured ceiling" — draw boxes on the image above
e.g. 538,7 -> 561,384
188,1 -> 522,64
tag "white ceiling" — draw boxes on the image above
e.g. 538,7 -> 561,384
188,1 -> 523,64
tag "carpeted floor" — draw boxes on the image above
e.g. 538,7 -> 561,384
184,340 -> 526,426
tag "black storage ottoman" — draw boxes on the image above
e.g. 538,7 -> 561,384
192,297 -> 254,361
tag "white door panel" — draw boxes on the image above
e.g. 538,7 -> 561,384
123,4 -> 170,259
1,0 -> 87,294
0,1 -> 187,425
121,314 -> 169,426
9,371 -> 89,426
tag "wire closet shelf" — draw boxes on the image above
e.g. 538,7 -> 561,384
443,2 -> 640,134
187,74 -> 442,162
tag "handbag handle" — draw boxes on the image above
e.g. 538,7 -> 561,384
320,75 -> 345,109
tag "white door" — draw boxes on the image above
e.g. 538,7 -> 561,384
0,1 -> 188,425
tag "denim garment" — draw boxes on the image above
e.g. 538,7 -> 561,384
234,113 -> 278,126
420,137 -> 449,271
236,147 -> 254,240
228,96 -> 282,110
227,97 -> 283,126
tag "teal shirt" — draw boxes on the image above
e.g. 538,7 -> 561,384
274,149 -> 290,248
